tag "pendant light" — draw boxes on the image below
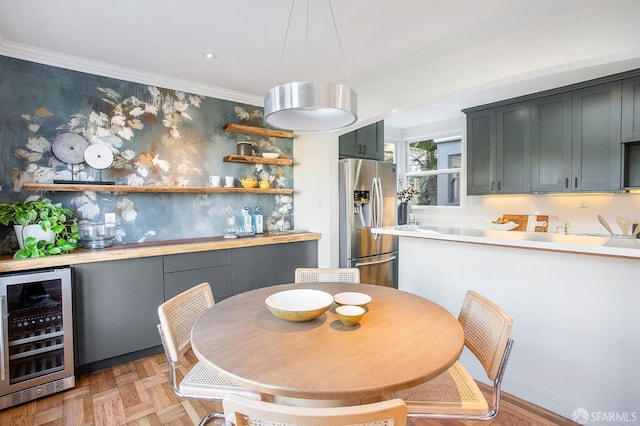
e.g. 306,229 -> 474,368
264,0 -> 357,131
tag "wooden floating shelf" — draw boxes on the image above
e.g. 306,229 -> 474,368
223,155 -> 293,166
223,124 -> 294,138
23,183 -> 293,195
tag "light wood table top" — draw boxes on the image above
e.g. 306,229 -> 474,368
191,282 -> 464,404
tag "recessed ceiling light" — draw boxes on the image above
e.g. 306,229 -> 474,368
202,52 -> 217,59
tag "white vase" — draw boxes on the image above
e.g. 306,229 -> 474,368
13,224 -> 55,249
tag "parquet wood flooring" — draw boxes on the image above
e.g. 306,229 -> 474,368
0,350 -> 576,426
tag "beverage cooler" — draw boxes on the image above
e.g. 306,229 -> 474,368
0,267 -> 74,409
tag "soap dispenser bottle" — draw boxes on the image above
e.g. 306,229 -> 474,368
254,206 -> 264,234
241,206 -> 254,235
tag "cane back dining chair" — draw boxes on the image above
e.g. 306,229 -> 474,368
157,282 -> 261,426
221,394 -> 407,426
294,267 -> 360,283
391,290 -> 514,420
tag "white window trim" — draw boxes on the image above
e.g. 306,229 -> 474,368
398,134 -> 463,210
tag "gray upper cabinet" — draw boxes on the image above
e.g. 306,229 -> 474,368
622,76 -> 640,142
339,121 -> 384,161
467,72 -> 628,195
531,93 -> 572,193
571,81 -> 622,192
496,102 -> 531,193
466,109 -> 496,195
466,103 -> 530,195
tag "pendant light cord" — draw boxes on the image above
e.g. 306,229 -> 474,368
276,0 -> 296,81
276,0 -> 351,87
328,0 -> 352,88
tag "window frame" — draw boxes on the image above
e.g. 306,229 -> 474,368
398,134 -> 464,210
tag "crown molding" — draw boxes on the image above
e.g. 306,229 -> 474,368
0,39 -> 263,106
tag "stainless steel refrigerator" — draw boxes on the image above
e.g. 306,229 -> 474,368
339,159 -> 398,288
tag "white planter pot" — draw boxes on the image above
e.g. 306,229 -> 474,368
13,224 -> 55,249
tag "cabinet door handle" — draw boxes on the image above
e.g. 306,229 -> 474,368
574,177 -> 578,188
491,181 -> 495,191
497,181 -> 502,191
565,178 -> 569,189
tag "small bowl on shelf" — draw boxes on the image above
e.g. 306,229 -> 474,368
239,177 -> 258,188
259,180 -> 270,189
336,305 -> 366,326
262,152 -> 280,159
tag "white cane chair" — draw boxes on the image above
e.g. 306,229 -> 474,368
157,282 -> 261,426
391,290 -> 514,421
222,394 -> 407,426
294,267 -> 360,283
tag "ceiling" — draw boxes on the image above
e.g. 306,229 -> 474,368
1,0 -> 640,132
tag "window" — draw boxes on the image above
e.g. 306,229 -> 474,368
384,142 -> 396,163
403,137 -> 461,207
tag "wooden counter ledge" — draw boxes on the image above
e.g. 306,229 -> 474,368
0,231 -> 321,273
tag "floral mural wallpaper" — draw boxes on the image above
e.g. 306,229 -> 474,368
0,55 -> 294,254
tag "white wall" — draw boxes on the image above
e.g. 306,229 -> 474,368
292,131 -> 340,267
398,236 -> 640,425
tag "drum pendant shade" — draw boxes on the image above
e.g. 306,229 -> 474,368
264,81 -> 357,131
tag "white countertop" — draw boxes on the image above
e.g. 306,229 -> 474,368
372,225 -> 640,259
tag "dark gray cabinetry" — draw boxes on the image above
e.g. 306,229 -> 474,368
73,257 -> 164,367
571,81 -> 622,191
466,104 -> 530,195
622,76 -> 640,142
467,77 -> 625,194
531,93 -> 572,193
231,240 -> 318,294
163,250 -> 232,301
496,102 -> 531,193
73,240 -> 317,371
339,121 -> 384,160
466,109 -> 495,195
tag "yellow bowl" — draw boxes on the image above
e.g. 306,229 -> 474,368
265,289 -> 334,322
259,180 -> 270,189
336,305 -> 366,326
239,177 -> 258,188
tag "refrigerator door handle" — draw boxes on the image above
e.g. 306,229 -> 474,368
355,255 -> 396,267
371,177 -> 383,240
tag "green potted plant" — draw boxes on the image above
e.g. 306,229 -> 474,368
0,198 -> 80,259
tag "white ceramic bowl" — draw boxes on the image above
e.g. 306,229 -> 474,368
265,289 -> 334,322
336,305 -> 366,326
262,152 -> 280,159
334,292 -> 372,307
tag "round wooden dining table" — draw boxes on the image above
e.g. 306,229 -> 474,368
191,282 -> 464,406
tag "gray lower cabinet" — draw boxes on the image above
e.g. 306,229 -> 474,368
73,257 -> 164,368
163,249 -> 232,301
231,240 -> 318,294
73,240 -> 318,371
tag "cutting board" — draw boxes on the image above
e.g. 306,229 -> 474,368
503,214 -> 549,232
